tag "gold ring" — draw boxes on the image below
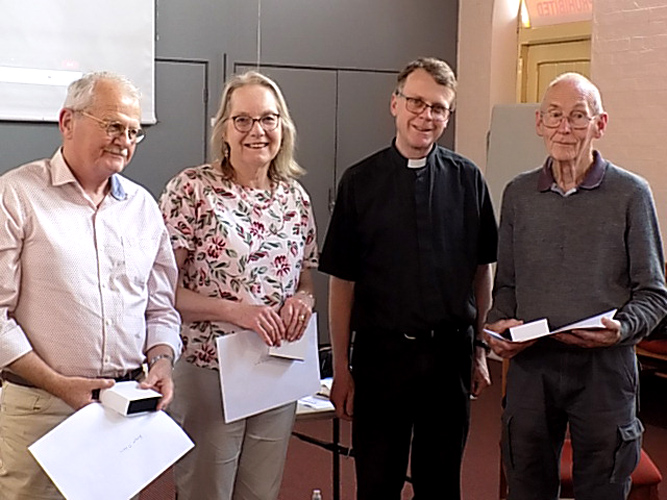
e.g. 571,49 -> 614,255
298,315 -> 306,321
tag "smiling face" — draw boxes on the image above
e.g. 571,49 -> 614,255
60,79 -> 141,185
536,78 -> 607,165
224,84 -> 282,174
391,68 -> 455,159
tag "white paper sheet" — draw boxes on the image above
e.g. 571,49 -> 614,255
28,403 -> 194,500
268,331 -> 308,360
551,309 -> 618,333
217,314 -> 321,423
298,395 -> 335,412
484,309 -> 619,343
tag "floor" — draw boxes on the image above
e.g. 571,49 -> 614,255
280,359 -> 667,500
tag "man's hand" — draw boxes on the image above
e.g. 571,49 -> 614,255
51,376 -> 115,411
140,358 -> 174,411
553,317 -> 622,348
485,318 -> 537,359
9,352 -> 114,411
471,347 -> 491,397
330,369 -> 355,421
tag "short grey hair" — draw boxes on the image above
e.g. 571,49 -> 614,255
544,72 -> 604,116
63,71 -> 141,111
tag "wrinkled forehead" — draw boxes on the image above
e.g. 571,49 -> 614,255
402,71 -> 455,106
542,80 -> 598,113
89,80 -> 142,120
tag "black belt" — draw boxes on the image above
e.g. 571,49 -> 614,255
2,367 -> 144,389
358,324 -> 471,341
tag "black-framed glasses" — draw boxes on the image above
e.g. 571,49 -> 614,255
396,92 -> 452,121
229,114 -> 280,133
540,109 -> 596,129
80,111 -> 146,144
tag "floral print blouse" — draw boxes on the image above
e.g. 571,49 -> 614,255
159,164 -> 318,370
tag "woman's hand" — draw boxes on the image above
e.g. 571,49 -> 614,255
232,303 -> 286,346
280,291 -> 314,341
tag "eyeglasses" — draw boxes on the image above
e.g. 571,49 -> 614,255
540,109 -> 596,129
229,114 -> 280,133
80,111 -> 146,144
396,92 -> 452,121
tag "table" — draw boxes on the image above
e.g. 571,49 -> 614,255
295,397 -> 351,500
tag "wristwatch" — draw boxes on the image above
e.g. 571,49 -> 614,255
474,338 -> 491,354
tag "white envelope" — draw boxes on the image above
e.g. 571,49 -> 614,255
217,314 -> 321,423
29,404 -> 194,500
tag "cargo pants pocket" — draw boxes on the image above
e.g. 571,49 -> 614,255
610,418 -> 643,484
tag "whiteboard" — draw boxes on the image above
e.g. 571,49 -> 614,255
0,0 -> 155,123
486,103 -> 546,215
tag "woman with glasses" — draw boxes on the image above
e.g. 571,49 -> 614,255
159,71 -> 317,500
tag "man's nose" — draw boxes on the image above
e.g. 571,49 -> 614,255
557,116 -> 572,132
417,105 -> 434,120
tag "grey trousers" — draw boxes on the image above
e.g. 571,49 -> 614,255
502,345 -> 643,500
168,362 -> 296,500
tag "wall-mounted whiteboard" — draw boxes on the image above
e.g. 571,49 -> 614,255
486,103 -> 546,215
0,0 -> 155,123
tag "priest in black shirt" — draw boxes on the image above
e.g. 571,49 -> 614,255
319,57 -> 498,499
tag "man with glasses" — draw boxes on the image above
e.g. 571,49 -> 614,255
319,57 -> 498,498
486,73 -> 667,499
0,72 -> 181,499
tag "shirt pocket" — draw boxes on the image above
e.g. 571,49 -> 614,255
122,237 -> 157,287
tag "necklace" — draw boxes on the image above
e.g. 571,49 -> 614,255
233,180 -> 277,212
215,160 -> 279,212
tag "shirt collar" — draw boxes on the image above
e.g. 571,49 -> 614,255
390,139 -> 436,169
537,150 -> 606,193
109,175 -> 127,201
50,148 -> 127,201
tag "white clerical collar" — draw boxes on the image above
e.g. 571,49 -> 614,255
407,157 -> 427,169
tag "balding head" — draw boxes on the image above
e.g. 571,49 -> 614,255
542,73 -> 604,116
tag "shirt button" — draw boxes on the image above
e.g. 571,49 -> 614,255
104,356 -> 111,363
105,319 -> 112,326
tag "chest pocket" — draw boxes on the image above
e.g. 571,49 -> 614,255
122,237 -> 156,287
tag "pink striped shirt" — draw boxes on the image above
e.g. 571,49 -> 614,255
0,150 -> 181,378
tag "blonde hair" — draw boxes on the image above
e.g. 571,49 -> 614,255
211,71 -> 304,181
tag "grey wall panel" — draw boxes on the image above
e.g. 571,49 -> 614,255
155,0 -> 459,131
0,122 -> 61,174
127,59 -> 207,197
336,70 -> 398,186
257,0 -> 459,71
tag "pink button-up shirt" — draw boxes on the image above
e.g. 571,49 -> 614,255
0,150 -> 181,378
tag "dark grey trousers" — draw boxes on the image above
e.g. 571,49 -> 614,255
502,345 -> 642,500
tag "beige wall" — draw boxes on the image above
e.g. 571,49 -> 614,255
592,1 -> 667,244
456,0 -> 520,172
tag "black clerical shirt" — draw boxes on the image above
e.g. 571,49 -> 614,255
319,141 -> 497,333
